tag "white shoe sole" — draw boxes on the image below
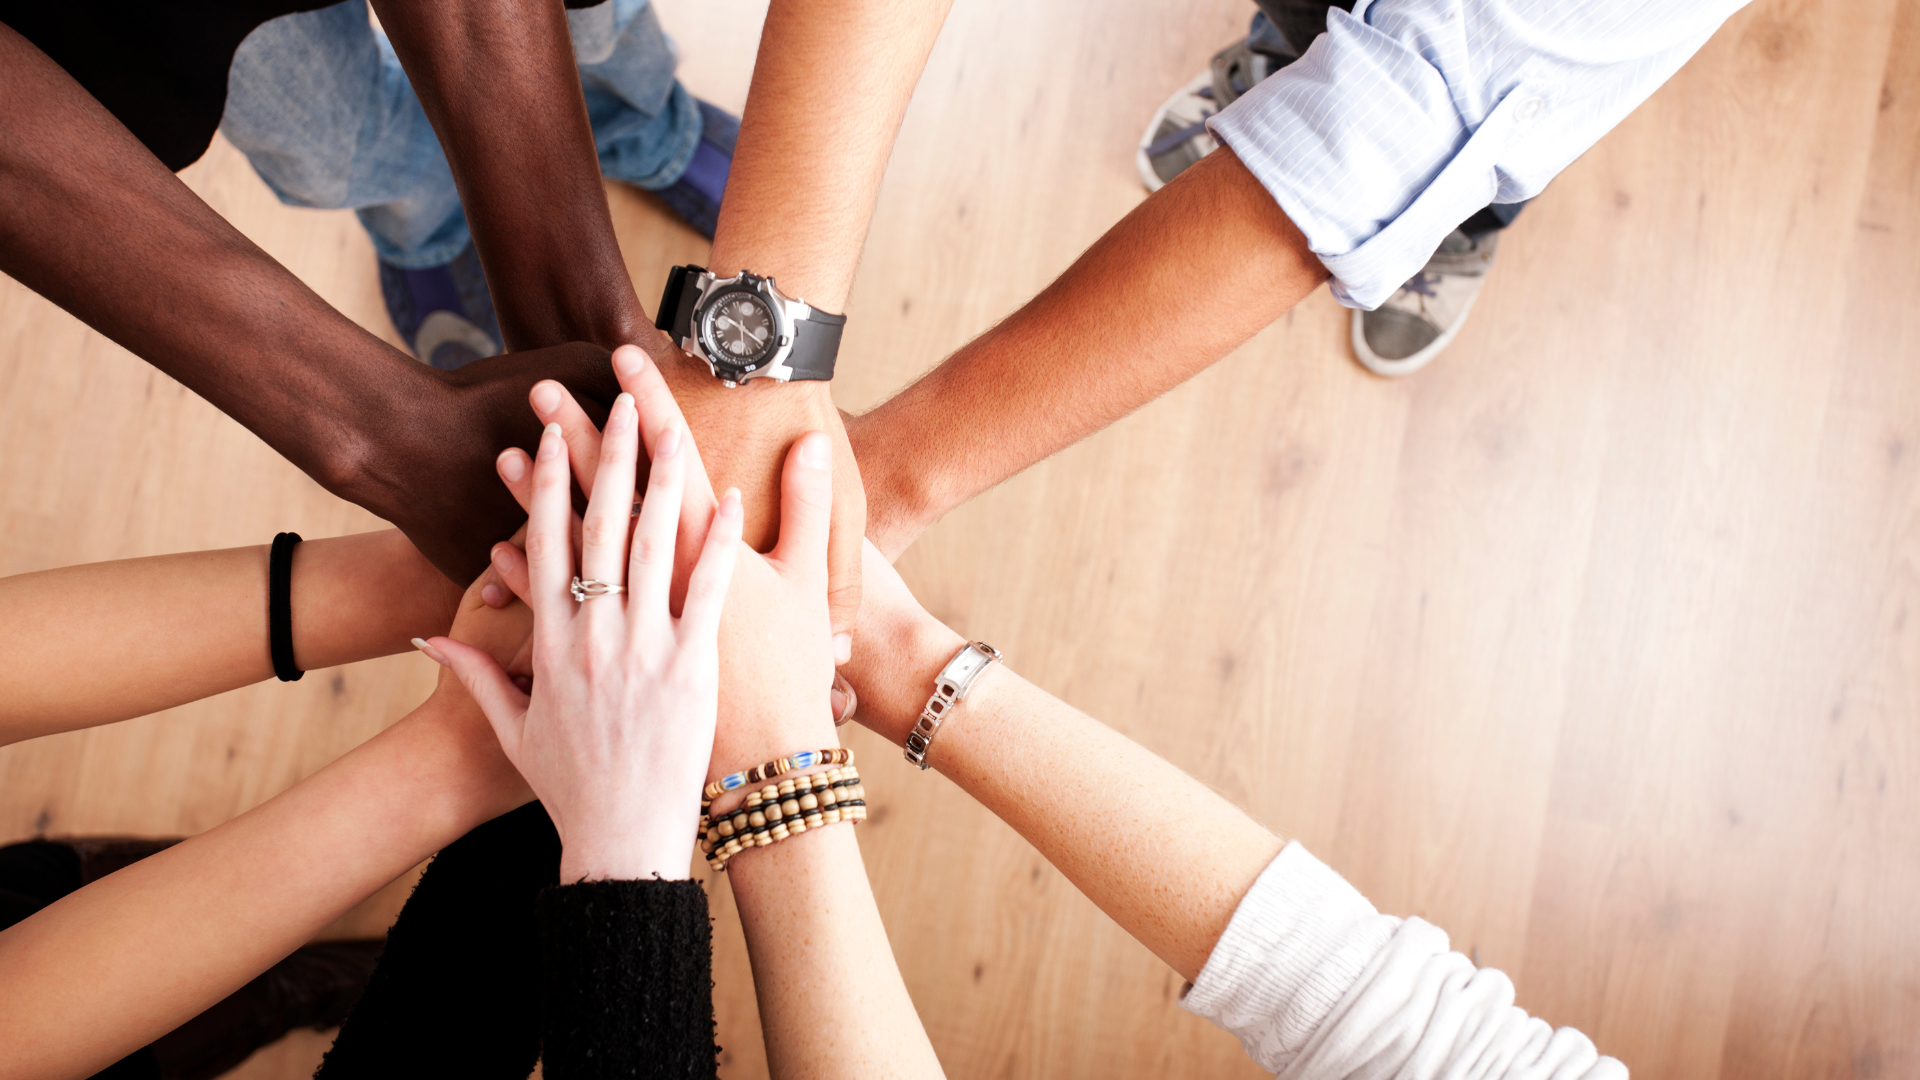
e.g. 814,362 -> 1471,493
1349,289 -> 1480,379
1136,70 -> 1218,194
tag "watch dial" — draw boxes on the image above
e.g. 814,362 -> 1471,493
707,295 -> 774,363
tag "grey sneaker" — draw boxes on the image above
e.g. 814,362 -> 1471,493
1351,229 -> 1501,378
1137,32 -> 1297,192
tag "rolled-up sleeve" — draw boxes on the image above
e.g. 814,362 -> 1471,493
1208,0 -> 1752,309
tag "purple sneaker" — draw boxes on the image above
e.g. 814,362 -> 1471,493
652,100 -> 738,240
379,242 -> 503,371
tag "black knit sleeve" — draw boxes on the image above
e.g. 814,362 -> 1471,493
536,878 -> 717,1080
315,802 -> 560,1080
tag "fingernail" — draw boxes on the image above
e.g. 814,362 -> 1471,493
497,452 -> 526,483
481,583 -> 508,608
491,543 -> 514,571
799,432 -> 831,470
613,345 -> 648,377
537,422 -> 564,459
656,427 -> 681,461
833,632 -> 853,665
718,488 -> 742,518
608,393 -> 635,433
412,637 -> 450,667
531,382 -> 562,415
830,688 -> 848,717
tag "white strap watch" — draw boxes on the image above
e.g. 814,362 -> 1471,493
904,642 -> 1002,770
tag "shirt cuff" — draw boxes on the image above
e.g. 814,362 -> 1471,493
1179,841 -> 1399,1073
1207,10 -> 1535,310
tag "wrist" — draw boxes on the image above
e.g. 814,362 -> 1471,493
845,411 -> 943,559
558,831 -> 694,883
849,614 -> 966,747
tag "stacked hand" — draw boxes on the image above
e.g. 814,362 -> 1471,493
423,348 -> 841,880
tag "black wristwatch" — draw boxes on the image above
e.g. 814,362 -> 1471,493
656,265 -> 844,387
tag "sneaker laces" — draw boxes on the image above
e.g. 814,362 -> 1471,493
1145,114 -> 1215,157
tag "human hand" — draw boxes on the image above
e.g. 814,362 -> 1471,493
481,354 -> 844,800
521,344 -> 865,638
499,346 -> 859,664
352,341 -> 620,583
426,397 -> 744,882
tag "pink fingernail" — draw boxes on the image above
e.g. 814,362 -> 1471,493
537,422 -> 564,459
481,583 -> 507,608
656,428 -> 681,461
498,452 -> 526,483
491,544 -> 514,571
799,432 -> 831,470
412,637 -> 450,667
531,382 -> 562,415
718,488 -> 742,518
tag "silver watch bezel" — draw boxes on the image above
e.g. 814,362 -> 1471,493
682,270 -> 816,387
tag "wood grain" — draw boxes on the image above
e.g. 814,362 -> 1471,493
0,0 -> 1914,1076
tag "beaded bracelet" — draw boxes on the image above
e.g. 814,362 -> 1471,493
700,767 -> 868,871
703,748 -> 852,811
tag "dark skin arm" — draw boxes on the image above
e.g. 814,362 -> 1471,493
375,0 -> 887,634
0,22 -> 618,582
849,147 -> 1331,556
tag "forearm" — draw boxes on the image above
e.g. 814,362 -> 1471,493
727,826 -> 943,1078
0,691 -> 523,1080
0,25 -> 438,499
0,531 -> 461,744
854,616 -> 1283,982
849,148 -> 1329,555
707,0 -> 954,312
371,0 -> 656,351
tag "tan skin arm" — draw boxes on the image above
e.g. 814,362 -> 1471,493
0,584 -> 532,1080
0,531 -> 463,746
841,543 -> 1284,982
850,148 -> 1330,557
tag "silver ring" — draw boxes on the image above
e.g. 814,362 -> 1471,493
570,577 -> 624,602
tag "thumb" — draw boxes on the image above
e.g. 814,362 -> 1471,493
425,636 -> 531,757
771,431 -> 833,579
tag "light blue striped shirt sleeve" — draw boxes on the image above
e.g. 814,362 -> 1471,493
1208,0 -> 1754,309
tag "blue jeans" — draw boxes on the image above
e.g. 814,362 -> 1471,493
220,0 -> 700,268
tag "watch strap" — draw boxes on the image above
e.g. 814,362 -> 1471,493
904,642 -> 1001,770
656,264 -> 706,341
784,306 -> 844,381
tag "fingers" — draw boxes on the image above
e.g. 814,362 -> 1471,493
579,393 -> 640,590
825,424 -> 866,635
613,344 -> 719,534
497,448 -> 534,513
679,489 -> 743,641
422,636 -> 531,755
530,379 -> 605,497
526,422 -> 577,614
629,427 -> 687,631
489,540 -> 532,605
770,432 -> 834,579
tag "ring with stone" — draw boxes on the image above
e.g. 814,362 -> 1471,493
570,577 -> 624,602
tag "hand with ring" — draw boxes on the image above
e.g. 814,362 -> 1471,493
422,392 -> 743,883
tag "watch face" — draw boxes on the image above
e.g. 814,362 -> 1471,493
700,291 -> 778,371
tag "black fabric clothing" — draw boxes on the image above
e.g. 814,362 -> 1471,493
0,838 -> 379,1080
0,0 -> 613,173
538,879 -> 718,1079
0,1 -> 332,171
316,801 -> 561,1079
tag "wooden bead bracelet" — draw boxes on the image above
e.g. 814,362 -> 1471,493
699,767 -> 868,871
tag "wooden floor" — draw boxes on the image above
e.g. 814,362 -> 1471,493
1,0 -> 1916,1076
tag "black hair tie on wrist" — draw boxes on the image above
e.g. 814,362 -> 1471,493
269,532 -> 304,682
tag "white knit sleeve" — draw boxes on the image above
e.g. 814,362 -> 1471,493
1180,842 -> 1626,1079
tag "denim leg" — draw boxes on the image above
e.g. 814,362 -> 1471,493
577,0 -> 703,191
221,1 -> 470,268
222,0 -> 700,267
1458,200 -> 1528,237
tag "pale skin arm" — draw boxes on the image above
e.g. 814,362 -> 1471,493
841,542 -> 1284,982
850,147 -> 1331,557
0,530 -> 465,745
484,377 -> 943,1078
0,584 -> 533,1080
